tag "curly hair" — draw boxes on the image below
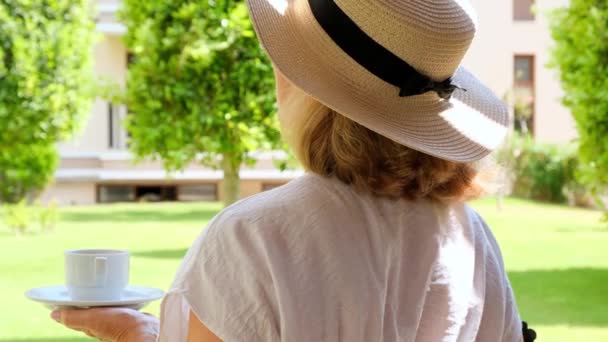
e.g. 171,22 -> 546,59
278,80 -> 484,203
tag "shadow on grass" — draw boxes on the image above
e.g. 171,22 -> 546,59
133,248 -> 188,259
555,227 -> 608,233
61,208 -> 219,224
509,268 -> 608,326
0,338 -> 91,342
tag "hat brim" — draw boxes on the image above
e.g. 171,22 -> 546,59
247,0 -> 509,162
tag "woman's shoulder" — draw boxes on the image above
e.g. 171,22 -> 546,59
176,174 -> 348,284
216,173 -> 346,225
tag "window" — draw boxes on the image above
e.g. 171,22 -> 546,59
98,186 -> 135,203
108,103 -> 127,149
513,55 -> 535,134
136,186 -> 178,202
514,0 -> 535,21
127,52 -> 136,66
98,185 -> 182,203
514,56 -> 534,85
108,103 -> 116,148
124,52 -> 136,147
177,184 -> 218,201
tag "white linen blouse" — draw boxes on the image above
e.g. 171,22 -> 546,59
158,174 -> 522,341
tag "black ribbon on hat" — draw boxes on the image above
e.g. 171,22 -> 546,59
399,76 -> 464,100
308,0 -> 466,100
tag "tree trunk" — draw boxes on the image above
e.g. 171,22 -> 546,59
221,154 -> 241,207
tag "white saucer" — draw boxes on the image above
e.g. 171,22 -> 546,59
25,285 -> 165,310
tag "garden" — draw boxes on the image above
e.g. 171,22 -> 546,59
1,198 -> 608,341
2,0 -> 608,341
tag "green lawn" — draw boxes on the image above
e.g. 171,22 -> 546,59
0,198 -> 606,341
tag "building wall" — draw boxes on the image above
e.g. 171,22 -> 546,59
42,179 -> 289,206
58,35 -> 127,154
97,0 -> 121,6
41,182 -> 98,206
218,179 -> 288,201
464,0 -> 577,144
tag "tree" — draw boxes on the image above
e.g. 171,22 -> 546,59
550,0 -> 608,212
120,0 -> 281,207
0,144 -> 57,203
0,0 -> 96,203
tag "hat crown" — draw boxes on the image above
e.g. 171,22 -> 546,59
335,0 -> 477,81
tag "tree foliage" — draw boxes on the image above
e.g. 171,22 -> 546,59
0,144 -> 57,203
120,0 -> 281,206
550,0 -> 608,208
0,0 -> 96,203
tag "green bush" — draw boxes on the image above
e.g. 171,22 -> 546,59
550,1 -> 608,213
0,144 -> 58,203
3,200 -> 32,234
498,135 -> 586,205
2,200 -> 60,234
37,200 -> 59,231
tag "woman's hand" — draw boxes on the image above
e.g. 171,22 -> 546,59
51,307 -> 159,342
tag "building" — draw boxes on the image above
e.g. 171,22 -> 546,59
42,0 -> 300,206
42,0 -> 576,205
465,0 -> 576,143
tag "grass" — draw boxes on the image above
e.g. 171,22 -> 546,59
0,197 -> 606,341
0,202 -> 221,342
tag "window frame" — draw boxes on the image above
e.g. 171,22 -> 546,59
514,55 -> 535,87
176,183 -> 219,202
96,184 -> 136,203
513,54 -> 536,135
513,0 -> 536,21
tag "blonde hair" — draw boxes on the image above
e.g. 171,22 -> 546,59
279,83 -> 484,203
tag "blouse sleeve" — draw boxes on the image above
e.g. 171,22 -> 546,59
474,211 -> 523,342
158,210 -> 280,342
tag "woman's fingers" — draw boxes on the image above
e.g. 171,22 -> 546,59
51,308 -> 134,340
50,307 -> 159,342
52,308 -> 93,331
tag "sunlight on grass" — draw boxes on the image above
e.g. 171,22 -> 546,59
0,202 -> 221,341
473,197 -> 608,341
0,198 -> 606,341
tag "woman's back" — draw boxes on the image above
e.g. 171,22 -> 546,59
160,174 -> 521,341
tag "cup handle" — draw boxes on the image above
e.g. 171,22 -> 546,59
95,257 -> 108,287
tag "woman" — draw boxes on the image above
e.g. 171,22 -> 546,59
52,0 -> 534,341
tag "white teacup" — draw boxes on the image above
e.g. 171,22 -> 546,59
65,249 -> 130,301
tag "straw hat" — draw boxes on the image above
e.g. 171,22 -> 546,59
246,0 -> 508,162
